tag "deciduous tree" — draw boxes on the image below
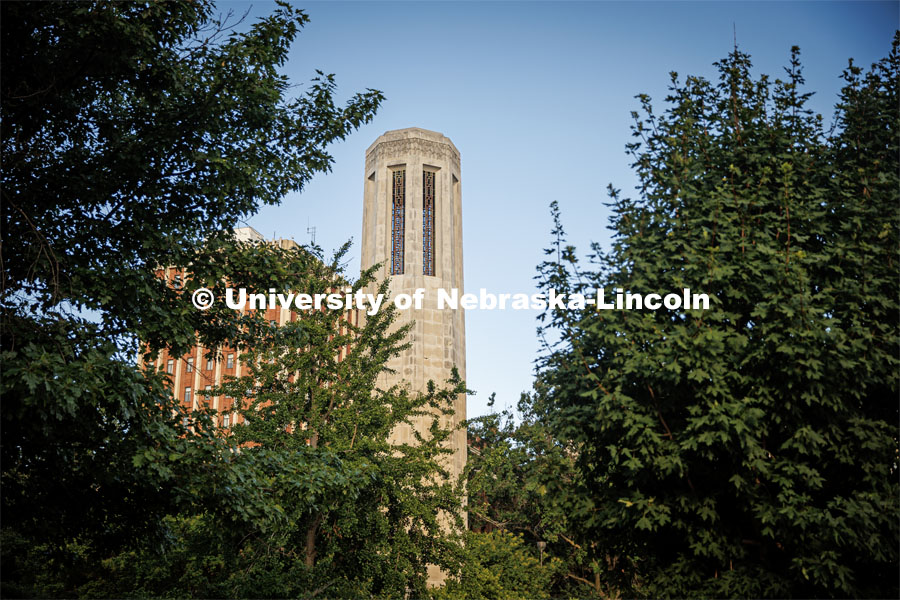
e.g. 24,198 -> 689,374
1,1 -> 383,591
218,242 -> 467,597
536,38 -> 899,597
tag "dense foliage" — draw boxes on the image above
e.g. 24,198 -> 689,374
3,2 -> 897,597
3,242 -> 467,598
0,2 -> 402,596
217,243 -> 466,598
433,530 -> 556,600
533,38 -> 900,597
465,391 -> 611,597
2,1 -> 382,344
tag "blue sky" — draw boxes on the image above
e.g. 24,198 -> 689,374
230,1 -> 898,418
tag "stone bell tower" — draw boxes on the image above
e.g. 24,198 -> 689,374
360,127 -> 467,488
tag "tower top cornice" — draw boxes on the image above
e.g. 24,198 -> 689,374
366,127 -> 459,160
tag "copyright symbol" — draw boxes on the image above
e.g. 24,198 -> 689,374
192,288 -> 215,310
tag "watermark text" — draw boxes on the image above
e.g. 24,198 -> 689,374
191,287 -> 710,313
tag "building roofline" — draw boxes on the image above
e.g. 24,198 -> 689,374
365,127 -> 459,158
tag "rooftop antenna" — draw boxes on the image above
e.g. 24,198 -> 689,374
307,218 -> 316,245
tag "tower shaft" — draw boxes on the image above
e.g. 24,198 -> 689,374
361,127 -> 467,489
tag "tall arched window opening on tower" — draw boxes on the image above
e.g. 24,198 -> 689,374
391,169 -> 405,275
423,170 -> 435,276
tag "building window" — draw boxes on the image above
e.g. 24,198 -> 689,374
223,414 -> 230,428
173,274 -> 182,289
391,169 -> 405,275
227,353 -> 234,369
423,170 -> 435,276
184,387 -> 191,405
205,385 -> 212,400
270,319 -> 277,327
186,358 -> 194,373
166,359 -> 174,374
206,357 -> 214,371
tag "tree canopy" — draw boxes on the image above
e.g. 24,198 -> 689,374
533,37 -> 899,598
1,2 -> 391,594
218,242 -> 466,598
5,241 -> 467,598
2,0 -> 382,353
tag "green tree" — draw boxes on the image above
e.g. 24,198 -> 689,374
433,530 -> 557,600
536,39 -> 899,597
3,0 -> 382,351
215,242 -> 467,598
1,1 -> 383,593
466,390 -> 616,597
3,238 -> 469,598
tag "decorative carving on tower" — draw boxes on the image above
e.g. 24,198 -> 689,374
360,127 -> 467,542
